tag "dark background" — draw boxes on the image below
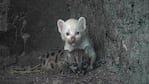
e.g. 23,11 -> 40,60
0,0 -> 149,84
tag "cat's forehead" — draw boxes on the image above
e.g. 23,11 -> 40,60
65,19 -> 79,29
65,18 -> 78,24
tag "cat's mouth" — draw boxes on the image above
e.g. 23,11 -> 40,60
68,37 -> 77,45
68,41 -> 76,45
68,40 -> 78,46
70,42 -> 76,46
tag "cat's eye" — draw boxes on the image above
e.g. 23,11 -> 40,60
66,32 -> 70,36
76,32 -> 80,35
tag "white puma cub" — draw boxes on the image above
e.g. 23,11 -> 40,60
57,17 -> 96,69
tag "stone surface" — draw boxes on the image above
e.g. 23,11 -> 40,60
69,0 -> 149,84
0,0 -> 148,84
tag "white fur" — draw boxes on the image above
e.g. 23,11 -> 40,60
57,17 -> 96,69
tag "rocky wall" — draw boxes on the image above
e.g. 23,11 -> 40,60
69,0 -> 149,84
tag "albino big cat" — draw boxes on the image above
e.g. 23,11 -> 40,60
57,17 -> 96,69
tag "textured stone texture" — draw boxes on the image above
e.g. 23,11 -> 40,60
69,0 -> 149,84
0,0 -> 148,84
103,0 -> 149,84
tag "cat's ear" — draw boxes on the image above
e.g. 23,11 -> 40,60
78,17 -> 86,31
57,19 -> 65,33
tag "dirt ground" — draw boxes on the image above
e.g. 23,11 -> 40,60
0,50 -> 121,84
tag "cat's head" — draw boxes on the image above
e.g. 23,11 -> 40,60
57,17 -> 86,46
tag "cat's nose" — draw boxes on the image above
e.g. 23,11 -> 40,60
70,36 -> 76,42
